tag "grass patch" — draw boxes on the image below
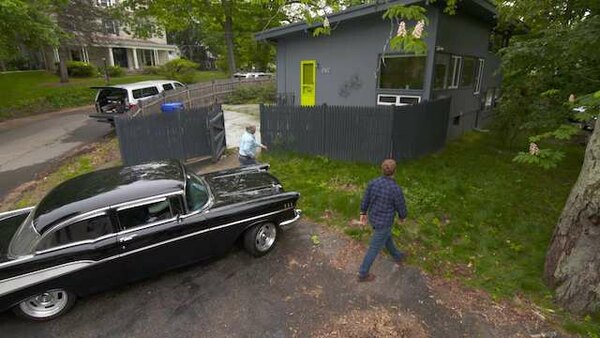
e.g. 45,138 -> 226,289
0,70 -> 227,121
5,136 -> 121,210
263,132 -> 599,335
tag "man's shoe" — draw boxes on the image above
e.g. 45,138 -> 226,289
395,254 -> 407,268
357,273 -> 376,282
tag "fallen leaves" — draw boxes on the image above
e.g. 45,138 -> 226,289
313,306 -> 429,338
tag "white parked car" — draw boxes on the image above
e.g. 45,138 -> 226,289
90,80 -> 186,124
233,72 -> 272,79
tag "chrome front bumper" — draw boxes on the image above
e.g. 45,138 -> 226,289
280,209 -> 302,230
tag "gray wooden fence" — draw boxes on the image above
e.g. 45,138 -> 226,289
136,78 -> 273,116
260,98 -> 451,164
115,104 -> 226,166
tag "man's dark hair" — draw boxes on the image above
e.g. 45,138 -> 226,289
381,159 -> 396,176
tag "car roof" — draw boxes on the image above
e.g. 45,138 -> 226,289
99,80 -> 180,90
33,160 -> 186,234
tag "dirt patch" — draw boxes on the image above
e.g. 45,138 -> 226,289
328,237 -> 364,272
426,276 -> 557,336
195,151 -> 240,174
312,306 -> 429,338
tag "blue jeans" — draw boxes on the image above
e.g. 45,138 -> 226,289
239,155 -> 258,166
359,227 -> 404,278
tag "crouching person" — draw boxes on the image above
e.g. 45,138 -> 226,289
238,124 -> 267,166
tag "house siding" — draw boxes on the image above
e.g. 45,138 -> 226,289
276,7 -> 438,106
432,11 -> 501,139
269,2 -> 500,140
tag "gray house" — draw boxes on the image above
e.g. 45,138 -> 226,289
256,0 -> 503,139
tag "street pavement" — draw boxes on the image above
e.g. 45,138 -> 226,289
0,107 -> 111,200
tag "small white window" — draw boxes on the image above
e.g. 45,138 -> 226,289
449,56 -> 462,89
474,59 -> 485,94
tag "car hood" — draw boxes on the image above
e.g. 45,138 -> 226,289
204,170 -> 282,207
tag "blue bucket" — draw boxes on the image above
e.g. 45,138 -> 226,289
161,102 -> 184,113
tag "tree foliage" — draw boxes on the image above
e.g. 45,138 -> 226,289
496,0 -> 600,166
0,0 -> 61,63
118,0 -> 286,73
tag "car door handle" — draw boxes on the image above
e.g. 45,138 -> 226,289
119,234 -> 137,243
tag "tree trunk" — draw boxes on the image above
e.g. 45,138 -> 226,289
544,118 -> 600,314
58,46 -> 70,83
222,0 -> 236,77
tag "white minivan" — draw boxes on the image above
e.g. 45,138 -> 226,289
91,80 -> 185,123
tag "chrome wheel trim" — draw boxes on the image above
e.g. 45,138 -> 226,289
255,224 -> 276,252
19,289 -> 69,319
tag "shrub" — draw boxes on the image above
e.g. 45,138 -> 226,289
107,65 -> 124,77
225,83 -> 276,104
142,66 -> 161,75
66,61 -> 97,77
160,58 -> 199,84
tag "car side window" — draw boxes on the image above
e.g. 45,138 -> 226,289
37,215 -> 114,251
132,87 -> 160,99
117,200 -> 172,230
163,83 -> 174,91
174,82 -> 184,88
186,175 -> 209,212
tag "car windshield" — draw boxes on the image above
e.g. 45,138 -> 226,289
8,210 -> 41,258
185,173 -> 210,212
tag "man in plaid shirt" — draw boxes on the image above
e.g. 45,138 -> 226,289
358,159 -> 407,282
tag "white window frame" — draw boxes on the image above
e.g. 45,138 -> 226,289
449,56 -> 462,89
97,0 -> 116,7
376,94 -> 421,106
474,58 -> 485,94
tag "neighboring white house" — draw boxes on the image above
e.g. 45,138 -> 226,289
43,0 -> 179,71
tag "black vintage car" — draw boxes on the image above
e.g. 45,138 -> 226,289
0,160 -> 301,321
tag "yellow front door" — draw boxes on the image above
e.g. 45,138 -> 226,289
300,60 -> 316,106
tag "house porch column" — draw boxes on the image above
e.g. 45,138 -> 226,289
153,49 -> 159,65
81,47 -> 90,63
107,47 -> 114,66
132,48 -> 139,69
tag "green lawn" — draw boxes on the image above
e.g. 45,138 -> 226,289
0,70 -> 227,121
263,132 -> 599,336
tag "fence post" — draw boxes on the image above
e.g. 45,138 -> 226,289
137,100 -> 144,116
211,80 -> 216,104
186,88 -> 192,109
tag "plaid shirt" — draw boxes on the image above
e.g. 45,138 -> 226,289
360,176 -> 407,229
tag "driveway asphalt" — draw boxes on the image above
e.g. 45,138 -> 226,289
0,107 -> 111,200
0,219 -> 558,338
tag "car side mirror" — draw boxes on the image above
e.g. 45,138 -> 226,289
176,214 -> 182,223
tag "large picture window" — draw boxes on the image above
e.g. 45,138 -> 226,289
378,55 -> 426,90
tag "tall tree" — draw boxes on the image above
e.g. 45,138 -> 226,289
497,0 -> 600,313
0,0 -> 60,69
118,0 -> 285,75
54,0 -> 111,82
545,111 -> 600,314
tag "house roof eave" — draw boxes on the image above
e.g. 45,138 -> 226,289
255,0 -> 422,41
255,0 -> 498,41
